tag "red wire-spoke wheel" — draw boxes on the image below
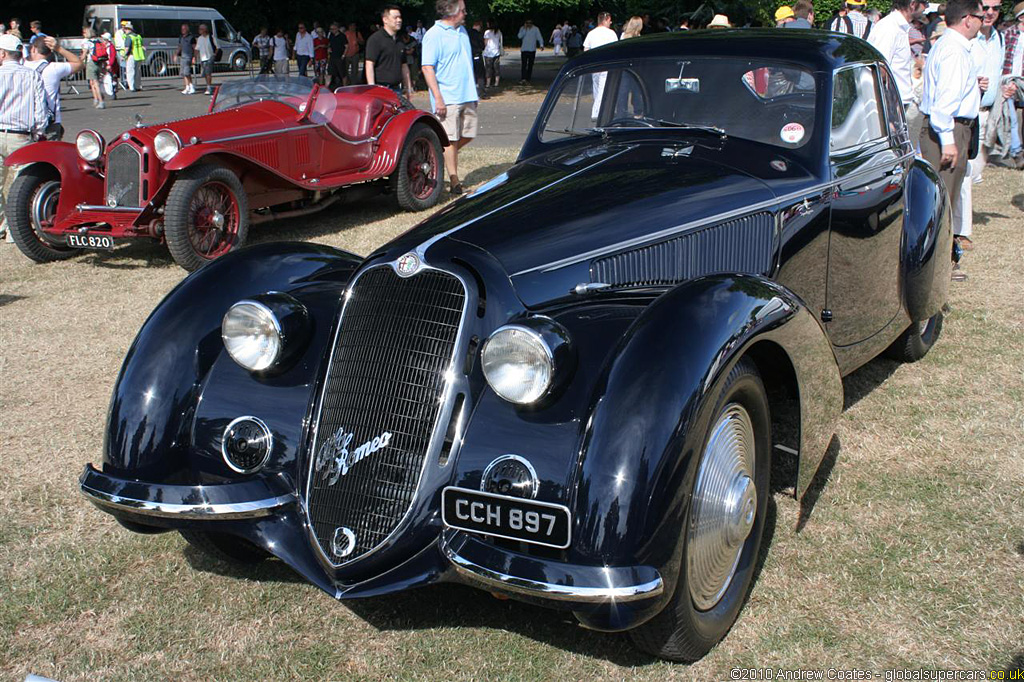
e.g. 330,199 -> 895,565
188,181 -> 240,259
393,121 -> 444,211
407,137 -> 439,201
165,164 -> 249,272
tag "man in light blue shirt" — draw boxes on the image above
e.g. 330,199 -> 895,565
422,0 -> 478,195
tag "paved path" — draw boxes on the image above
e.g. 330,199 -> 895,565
59,51 -> 567,151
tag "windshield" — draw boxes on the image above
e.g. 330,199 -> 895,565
212,75 -> 315,113
540,57 -> 817,149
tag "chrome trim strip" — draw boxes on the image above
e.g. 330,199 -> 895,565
302,260 -> 473,570
441,539 -> 664,603
76,204 -> 141,213
512,147 -> 918,277
204,123 -> 323,145
80,483 -> 296,520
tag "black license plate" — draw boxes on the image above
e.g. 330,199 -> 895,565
442,486 -> 571,549
67,234 -> 115,249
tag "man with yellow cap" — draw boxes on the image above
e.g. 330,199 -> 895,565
829,0 -> 872,38
775,6 -> 796,26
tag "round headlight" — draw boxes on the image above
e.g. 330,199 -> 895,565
481,325 -> 554,405
76,130 -> 104,162
222,301 -> 282,372
154,130 -> 181,163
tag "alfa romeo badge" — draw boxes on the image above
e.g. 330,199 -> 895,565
396,252 -> 421,277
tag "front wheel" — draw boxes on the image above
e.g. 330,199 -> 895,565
629,358 -> 771,662
7,166 -> 80,263
392,122 -> 444,211
164,164 -> 249,272
886,311 -> 943,363
231,51 -> 248,71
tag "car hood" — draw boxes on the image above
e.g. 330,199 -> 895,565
132,101 -> 299,145
383,138 -> 784,307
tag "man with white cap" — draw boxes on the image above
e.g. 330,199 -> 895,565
0,32 -> 48,243
829,0 -> 872,38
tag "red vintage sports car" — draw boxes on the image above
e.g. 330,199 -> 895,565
4,76 -> 448,271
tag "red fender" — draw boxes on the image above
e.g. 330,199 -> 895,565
3,141 -> 104,220
374,110 -> 449,177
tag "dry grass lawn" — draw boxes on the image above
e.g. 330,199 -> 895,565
1,148 -> 1022,681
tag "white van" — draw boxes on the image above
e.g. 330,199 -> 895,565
83,4 -> 251,77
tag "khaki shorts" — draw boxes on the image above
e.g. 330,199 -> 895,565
436,102 -> 478,142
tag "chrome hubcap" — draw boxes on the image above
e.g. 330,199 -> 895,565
211,211 -> 225,229
687,403 -> 757,611
420,162 -> 431,173
30,181 -> 61,232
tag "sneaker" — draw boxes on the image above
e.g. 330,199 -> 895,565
204,88 -> 213,95
181,87 -> 189,94
186,86 -> 195,95
97,101 -> 106,109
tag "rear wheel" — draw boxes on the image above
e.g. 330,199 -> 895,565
180,529 -> 269,564
7,166 -> 80,263
629,358 -> 771,662
886,311 -> 943,363
164,164 -> 249,272
392,122 -> 444,211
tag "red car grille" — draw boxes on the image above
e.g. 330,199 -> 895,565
105,144 -> 143,208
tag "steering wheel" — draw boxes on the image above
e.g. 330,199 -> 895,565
605,116 -> 657,128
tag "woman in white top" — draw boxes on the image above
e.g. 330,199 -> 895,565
483,19 -> 503,90
550,23 -> 563,55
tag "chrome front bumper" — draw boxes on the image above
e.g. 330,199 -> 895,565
79,464 -> 296,521
439,529 -> 664,604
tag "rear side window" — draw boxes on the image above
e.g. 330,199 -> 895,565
830,65 -> 884,151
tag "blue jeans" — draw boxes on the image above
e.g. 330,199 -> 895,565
297,55 -> 310,78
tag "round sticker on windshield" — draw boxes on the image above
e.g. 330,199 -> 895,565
780,123 -> 805,144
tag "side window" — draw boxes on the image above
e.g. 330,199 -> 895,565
541,73 -> 597,142
878,65 -> 909,147
830,65 -> 885,152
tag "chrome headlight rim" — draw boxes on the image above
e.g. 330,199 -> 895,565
153,129 -> 182,163
222,299 -> 284,373
75,129 -> 105,162
481,323 -> 557,405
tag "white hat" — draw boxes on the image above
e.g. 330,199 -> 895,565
0,33 -> 22,52
708,14 -> 732,28
102,32 -> 112,40
123,21 -> 133,29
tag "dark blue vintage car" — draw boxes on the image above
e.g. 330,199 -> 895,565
80,30 -> 951,661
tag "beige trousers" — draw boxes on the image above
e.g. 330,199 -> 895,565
0,131 -> 31,239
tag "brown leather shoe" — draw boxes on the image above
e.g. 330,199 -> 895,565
955,236 -> 974,251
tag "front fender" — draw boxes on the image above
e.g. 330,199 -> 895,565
3,141 -> 103,219
571,275 -> 842,614
103,242 -> 362,480
902,158 -> 952,321
375,110 -> 450,177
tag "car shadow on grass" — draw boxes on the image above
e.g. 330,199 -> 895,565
1001,652 -> 1024,674
0,293 -> 27,308
344,582 -> 660,667
181,544 -> 309,585
80,242 -> 176,269
841,356 -> 900,411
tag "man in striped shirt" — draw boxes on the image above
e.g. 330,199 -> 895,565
0,32 -> 48,243
829,0 -> 872,38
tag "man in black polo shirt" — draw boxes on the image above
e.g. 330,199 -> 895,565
327,22 -> 348,90
365,4 -> 413,98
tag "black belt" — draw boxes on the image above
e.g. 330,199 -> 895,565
921,115 -> 976,125
0,129 -> 30,135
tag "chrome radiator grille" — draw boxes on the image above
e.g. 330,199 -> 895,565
105,144 -> 142,208
305,265 -> 466,567
590,212 -> 775,287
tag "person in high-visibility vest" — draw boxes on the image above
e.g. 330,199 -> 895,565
121,22 -> 145,91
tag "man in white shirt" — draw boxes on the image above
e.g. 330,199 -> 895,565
869,0 -> 926,143
195,23 -> 216,95
920,0 -> 984,267
294,23 -> 314,78
27,36 -> 83,141
517,19 -> 544,84
583,12 -> 618,120
0,33 -> 48,243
